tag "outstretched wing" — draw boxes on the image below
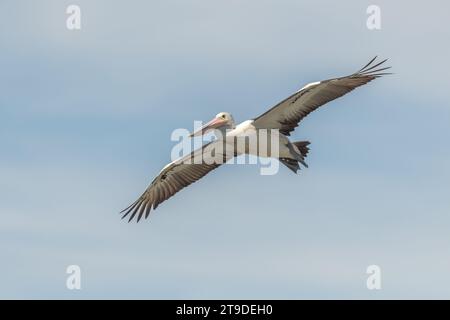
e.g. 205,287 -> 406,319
121,140 -> 236,222
252,57 -> 391,136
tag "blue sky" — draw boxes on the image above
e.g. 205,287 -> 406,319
1,0 -> 450,299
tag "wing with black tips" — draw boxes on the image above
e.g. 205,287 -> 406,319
252,57 -> 391,136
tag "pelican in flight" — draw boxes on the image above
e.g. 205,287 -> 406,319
122,57 -> 390,222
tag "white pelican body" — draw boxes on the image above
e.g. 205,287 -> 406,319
226,120 -> 302,160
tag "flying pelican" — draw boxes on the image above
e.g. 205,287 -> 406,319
122,57 -> 390,222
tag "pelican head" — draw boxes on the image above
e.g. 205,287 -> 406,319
189,112 -> 235,137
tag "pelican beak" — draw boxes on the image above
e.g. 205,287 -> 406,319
189,117 -> 227,137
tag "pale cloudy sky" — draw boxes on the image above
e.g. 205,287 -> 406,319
1,0 -> 450,299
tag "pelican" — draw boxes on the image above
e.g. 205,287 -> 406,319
122,57 -> 390,222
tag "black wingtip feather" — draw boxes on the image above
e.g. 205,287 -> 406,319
360,59 -> 388,73
144,204 -> 152,219
357,56 -> 377,73
120,199 -> 139,214
356,57 -> 391,78
136,202 -> 147,223
127,201 -> 143,222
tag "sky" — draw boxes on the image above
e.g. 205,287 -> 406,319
1,0 -> 450,299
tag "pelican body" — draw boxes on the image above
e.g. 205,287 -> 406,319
122,57 -> 391,222
189,114 -> 308,170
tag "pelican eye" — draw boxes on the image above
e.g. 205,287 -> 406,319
221,114 -> 226,119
